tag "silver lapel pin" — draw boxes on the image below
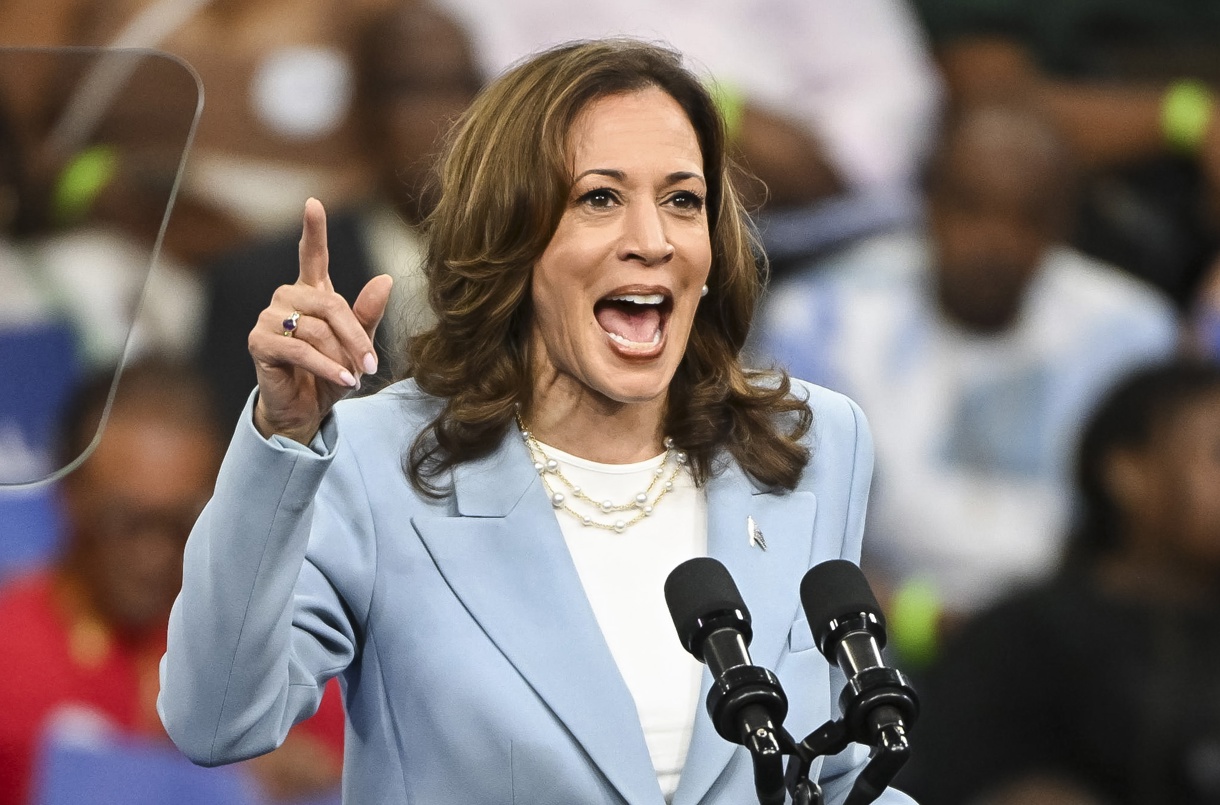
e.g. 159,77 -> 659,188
747,516 -> 767,551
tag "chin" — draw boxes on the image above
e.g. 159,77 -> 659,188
593,364 -> 676,405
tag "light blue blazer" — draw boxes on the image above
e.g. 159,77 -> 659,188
158,378 -> 916,804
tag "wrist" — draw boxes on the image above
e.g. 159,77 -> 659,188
1161,79 -> 1215,155
253,397 -> 321,445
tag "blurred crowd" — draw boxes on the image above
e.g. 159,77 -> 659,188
1,0 -> 1220,803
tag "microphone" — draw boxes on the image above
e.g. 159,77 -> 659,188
799,560 -> 918,750
665,557 -> 788,803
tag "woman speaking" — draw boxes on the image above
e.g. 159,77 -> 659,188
159,39 -> 912,805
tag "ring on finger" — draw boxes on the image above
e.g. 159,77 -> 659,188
282,311 -> 301,337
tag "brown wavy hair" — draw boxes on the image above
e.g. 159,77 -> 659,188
403,38 -> 811,495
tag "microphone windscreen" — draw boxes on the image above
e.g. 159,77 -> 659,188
664,557 -> 750,653
800,559 -> 884,636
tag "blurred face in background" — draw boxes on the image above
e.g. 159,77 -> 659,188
359,3 -> 481,223
928,105 -> 1071,333
61,411 -> 220,630
1112,390 -> 1220,571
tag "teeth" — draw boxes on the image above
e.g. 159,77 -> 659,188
607,329 -> 662,348
607,293 -> 665,305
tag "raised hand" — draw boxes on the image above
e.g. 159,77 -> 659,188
249,198 -> 393,444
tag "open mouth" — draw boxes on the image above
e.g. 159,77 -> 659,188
594,291 -> 673,353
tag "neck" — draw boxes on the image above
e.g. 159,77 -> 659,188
51,564 -> 125,637
935,281 -> 1022,334
526,386 -> 667,464
55,548 -> 159,638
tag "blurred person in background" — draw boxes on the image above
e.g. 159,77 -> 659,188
3,0 -> 402,270
1,61 -> 213,595
0,49 -> 203,380
0,84 -> 85,570
910,0 -> 1220,307
0,86 -> 58,343
0,0 -> 84,117
0,0 -> 90,225
754,99 -> 1177,666
3,0 -> 398,382
0,361 -> 345,805
0,1 -> 239,264
898,360 -> 1220,805
72,0 -> 397,244
199,0 -> 481,425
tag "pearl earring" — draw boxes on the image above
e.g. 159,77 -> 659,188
700,284 -> 709,297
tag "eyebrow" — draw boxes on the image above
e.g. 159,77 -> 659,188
573,168 -> 706,185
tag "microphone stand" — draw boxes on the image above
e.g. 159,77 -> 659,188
743,713 -> 786,805
713,640 -> 917,805
778,661 -> 918,805
705,663 -> 790,805
668,558 -> 917,804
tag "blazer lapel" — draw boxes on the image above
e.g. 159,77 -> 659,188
410,432 -> 662,804
674,459 -> 818,805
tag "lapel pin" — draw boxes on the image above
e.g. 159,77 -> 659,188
747,516 -> 767,551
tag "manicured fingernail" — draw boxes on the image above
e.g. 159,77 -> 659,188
340,369 -> 357,387
363,352 -> 378,374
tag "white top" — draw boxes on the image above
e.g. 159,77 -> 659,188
531,438 -> 707,802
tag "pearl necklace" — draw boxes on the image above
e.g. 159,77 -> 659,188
515,415 -> 687,533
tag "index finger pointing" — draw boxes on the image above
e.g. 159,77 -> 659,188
298,197 -> 332,290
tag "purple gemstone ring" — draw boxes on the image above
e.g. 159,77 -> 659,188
282,311 -> 301,337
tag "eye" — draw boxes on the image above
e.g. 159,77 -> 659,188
577,187 -> 620,208
668,190 -> 705,212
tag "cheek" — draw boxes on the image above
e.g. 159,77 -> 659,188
531,270 -> 577,330
680,225 -> 712,274
532,234 -> 602,321
929,205 -> 966,245
530,270 -> 593,357
1007,229 -> 1049,269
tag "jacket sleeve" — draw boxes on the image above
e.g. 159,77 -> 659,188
158,395 -> 374,767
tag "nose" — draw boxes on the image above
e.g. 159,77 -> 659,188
619,201 -> 674,266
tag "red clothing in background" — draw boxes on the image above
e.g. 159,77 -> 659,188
0,572 -> 344,805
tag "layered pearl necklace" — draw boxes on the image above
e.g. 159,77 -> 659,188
516,414 -> 687,533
